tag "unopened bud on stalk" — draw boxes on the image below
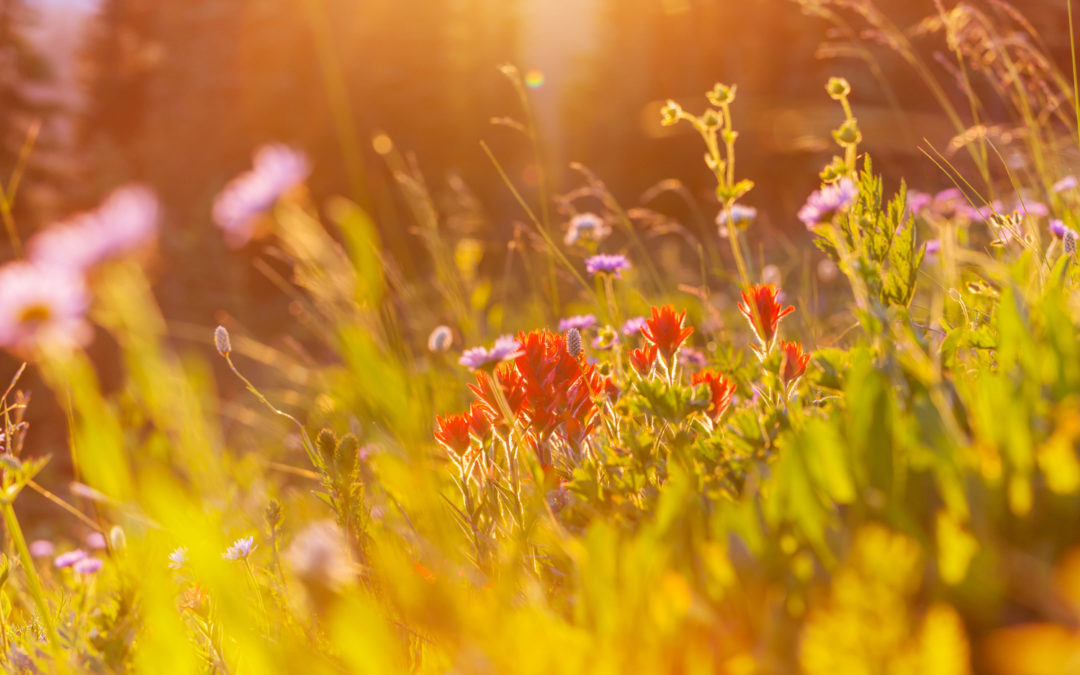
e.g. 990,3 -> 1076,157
214,325 -> 231,357
826,77 -> 851,99
109,526 -> 126,552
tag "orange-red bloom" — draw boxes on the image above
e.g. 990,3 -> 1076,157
629,344 -> 658,377
692,369 -> 737,420
779,340 -> 811,392
641,305 -> 694,364
434,412 -> 472,456
512,330 -> 600,444
466,400 -> 493,441
468,362 -> 527,430
738,284 -> 795,357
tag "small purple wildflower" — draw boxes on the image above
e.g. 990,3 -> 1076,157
29,540 -> 54,558
458,335 -> 521,370
558,314 -> 597,332
906,190 -> 933,216
73,557 -> 103,575
27,184 -> 160,272
1051,219 -> 1078,240
964,200 -> 1004,222
1013,200 -> 1048,218
1054,176 -> 1078,193
679,347 -> 707,368
54,549 -> 87,568
212,144 -> 311,248
564,212 -> 611,245
621,316 -> 646,336
585,254 -> 631,278
924,239 -> 941,259
0,263 -> 91,354
715,204 -> 758,228
223,536 -> 257,561
798,178 -> 857,229
86,532 -> 107,550
168,546 -> 188,570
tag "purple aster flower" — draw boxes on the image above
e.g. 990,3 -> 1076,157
73,557 -> 103,575
168,546 -> 188,570
964,200 -> 1004,223
458,334 -> 521,370
924,239 -> 941,259
54,549 -> 87,568
0,262 -> 91,354
798,177 -> 857,229
678,347 -> 707,367
223,536 -> 257,561
27,184 -> 160,272
212,144 -> 311,248
905,190 -> 932,216
1013,200 -> 1048,218
1051,219 -> 1077,240
585,254 -> 631,278
715,204 -> 758,227
557,314 -> 597,332
86,532 -> 107,550
29,540 -> 54,558
1055,176 -> 1078,193
621,316 -> 647,336
563,212 -> 611,245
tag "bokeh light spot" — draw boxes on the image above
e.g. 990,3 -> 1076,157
372,133 -> 394,156
524,69 -> 545,89
522,163 -> 542,186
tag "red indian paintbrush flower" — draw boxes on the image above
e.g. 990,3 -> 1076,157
641,305 -> 694,364
468,362 -> 527,430
434,412 -> 472,456
466,400 -> 493,441
779,341 -> 811,393
738,284 -> 795,357
692,369 -> 737,420
629,345 -> 658,377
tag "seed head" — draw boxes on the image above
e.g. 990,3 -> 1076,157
214,325 -> 231,356
565,328 -> 582,358
427,325 -> 453,353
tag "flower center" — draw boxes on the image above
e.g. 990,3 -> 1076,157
18,303 -> 53,325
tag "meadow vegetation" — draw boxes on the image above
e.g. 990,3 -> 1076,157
2,2 -> 1080,673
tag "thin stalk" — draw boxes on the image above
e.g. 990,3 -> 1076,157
2,502 -> 66,672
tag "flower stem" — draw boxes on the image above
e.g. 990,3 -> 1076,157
2,502 -> 67,672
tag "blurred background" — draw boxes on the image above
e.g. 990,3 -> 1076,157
2,0 -> 1070,326
1,0 -> 1075,487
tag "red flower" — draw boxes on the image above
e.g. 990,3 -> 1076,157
692,369 -> 737,420
779,341 -> 811,392
468,363 -> 527,430
738,284 -> 794,356
466,400 -> 493,441
512,330 -> 600,444
641,305 -> 694,364
434,412 -> 472,456
629,344 -> 658,377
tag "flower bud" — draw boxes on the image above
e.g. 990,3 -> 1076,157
108,525 -> 126,552
214,325 -> 231,357
826,77 -> 851,99
707,83 -> 736,106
